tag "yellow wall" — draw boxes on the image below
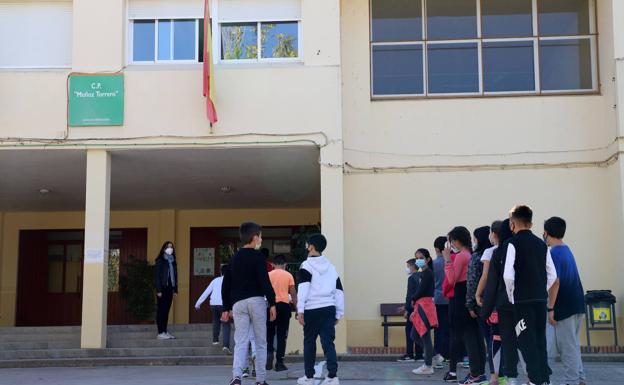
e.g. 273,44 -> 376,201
0,208 -> 319,327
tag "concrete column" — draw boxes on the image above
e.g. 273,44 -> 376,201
81,150 -> 111,348
320,142 -> 346,353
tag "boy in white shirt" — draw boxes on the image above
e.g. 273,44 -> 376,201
195,265 -> 231,354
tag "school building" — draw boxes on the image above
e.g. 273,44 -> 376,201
0,0 -> 622,355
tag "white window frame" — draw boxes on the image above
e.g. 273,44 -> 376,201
127,17 -> 202,65
370,0 -> 598,99
211,0 -> 302,64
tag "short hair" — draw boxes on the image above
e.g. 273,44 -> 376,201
544,216 -> 566,239
473,226 -> 492,254
406,258 -> 416,267
307,233 -> 327,253
273,254 -> 287,265
448,226 -> 472,250
415,248 -> 433,269
239,221 -> 262,245
499,218 -> 514,243
510,205 -> 533,225
434,236 -> 447,251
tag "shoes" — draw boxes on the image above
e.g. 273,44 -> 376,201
228,378 -> 242,385
297,377 -> 314,385
242,368 -> 250,378
443,372 -> 458,382
320,377 -> 340,385
156,333 -> 169,340
433,354 -> 445,369
223,347 -> 232,355
397,354 -> 415,362
165,332 -> 175,339
507,378 -> 519,385
274,361 -> 288,372
255,382 -> 269,385
459,374 -> 488,385
412,364 -> 434,375
462,358 -> 470,369
213,340 -> 220,346
498,377 -> 508,385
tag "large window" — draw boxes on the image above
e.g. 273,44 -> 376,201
370,0 -> 598,98
130,18 -> 203,63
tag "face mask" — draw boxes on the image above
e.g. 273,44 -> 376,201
543,233 -> 548,243
415,259 -> 426,269
165,247 -> 173,255
254,240 -> 262,250
405,267 -> 411,275
450,245 -> 460,254
472,243 -> 478,252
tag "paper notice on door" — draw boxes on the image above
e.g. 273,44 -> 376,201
85,248 -> 104,264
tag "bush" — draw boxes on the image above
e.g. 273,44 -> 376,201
119,255 -> 155,321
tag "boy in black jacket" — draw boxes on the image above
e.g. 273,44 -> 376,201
503,206 -> 557,385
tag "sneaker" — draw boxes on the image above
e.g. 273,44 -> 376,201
507,378 -> 519,385
433,354 -> 445,369
297,377 -> 314,385
462,358 -> 470,369
165,332 -> 175,339
229,378 -> 242,385
256,382 -> 269,385
274,362 -> 288,372
251,368 -> 256,378
412,364 -> 434,375
443,372 -> 458,382
242,368 -> 250,378
397,354 -> 415,362
460,374 -> 488,385
498,377 -> 508,385
157,333 -> 169,340
223,347 -> 232,355
321,377 -> 340,385
212,341 -> 220,345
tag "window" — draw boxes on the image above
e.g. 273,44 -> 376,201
0,1 -> 72,68
370,0 -> 598,97
214,0 -> 301,63
130,18 -> 202,63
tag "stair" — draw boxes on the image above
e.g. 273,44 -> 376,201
0,324 -> 233,367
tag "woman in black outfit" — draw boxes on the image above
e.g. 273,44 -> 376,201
155,241 -> 178,340
410,248 -> 437,375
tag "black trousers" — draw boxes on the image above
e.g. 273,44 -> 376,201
449,282 -> 469,373
267,302 -> 292,362
156,286 -> 173,334
434,304 -> 450,359
514,302 -> 551,385
405,314 -> 424,359
463,316 -> 486,376
499,308 -> 520,378
304,306 -> 338,379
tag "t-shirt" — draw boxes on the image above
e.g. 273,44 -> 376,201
481,245 -> 497,262
550,244 -> 585,321
269,268 -> 295,304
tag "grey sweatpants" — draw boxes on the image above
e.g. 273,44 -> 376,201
547,313 -> 586,385
232,297 -> 268,381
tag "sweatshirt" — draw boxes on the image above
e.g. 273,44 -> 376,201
296,255 -> 345,319
196,276 -> 223,307
221,248 -> 276,311
412,268 -> 434,302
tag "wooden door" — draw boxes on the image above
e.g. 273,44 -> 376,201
189,227 -> 220,324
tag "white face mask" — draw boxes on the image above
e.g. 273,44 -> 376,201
165,247 -> 173,256
450,245 -> 460,253
254,238 -> 262,250
472,243 -> 478,252
405,267 -> 411,275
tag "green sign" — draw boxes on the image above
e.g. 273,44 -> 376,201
69,74 -> 124,126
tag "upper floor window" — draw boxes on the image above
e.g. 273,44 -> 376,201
370,0 -> 598,98
0,1 -> 72,68
213,0 -> 301,63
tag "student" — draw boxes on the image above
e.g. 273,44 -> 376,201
481,218 -> 520,385
398,258 -> 422,363
504,206 -> 557,385
266,254 -> 297,372
261,248 -> 274,273
155,241 -> 178,340
411,248 -> 439,375
543,217 -> 586,385
443,226 -> 487,385
433,236 -> 450,365
195,264 -> 231,354
296,234 -> 344,385
467,227 -> 491,381
221,222 -> 277,385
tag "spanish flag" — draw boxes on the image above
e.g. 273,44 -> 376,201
203,0 -> 218,124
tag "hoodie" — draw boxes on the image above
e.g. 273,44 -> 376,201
296,255 -> 345,319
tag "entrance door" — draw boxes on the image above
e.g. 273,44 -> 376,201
189,228 -> 219,324
16,228 -> 148,326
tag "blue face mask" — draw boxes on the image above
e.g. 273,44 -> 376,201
415,259 -> 426,269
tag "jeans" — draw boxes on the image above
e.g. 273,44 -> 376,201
156,286 -> 173,334
211,305 -> 231,348
232,297 -> 268,382
304,306 -> 338,379
547,313 -> 586,385
267,302 -> 292,362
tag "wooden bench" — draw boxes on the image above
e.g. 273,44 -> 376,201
380,303 -> 407,348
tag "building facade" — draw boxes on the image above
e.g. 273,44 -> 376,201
0,0 -> 622,351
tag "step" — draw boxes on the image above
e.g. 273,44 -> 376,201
0,346 -> 226,360
0,323 -> 216,335
0,330 -> 214,343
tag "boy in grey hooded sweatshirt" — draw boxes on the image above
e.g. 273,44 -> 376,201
296,234 -> 344,385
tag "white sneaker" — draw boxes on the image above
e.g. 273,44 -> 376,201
412,364 -> 434,375
508,378 -> 519,385
433,354 -> 445,369
212,341 -> 220,345
156,333 -> 169,340
165,332 -> 175,339
223,346 -> 232,355
297,376 -> 314,385
321,377 -> 340,385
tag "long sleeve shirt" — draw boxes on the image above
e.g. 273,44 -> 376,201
221,248 -> 276,311
412,268 -> 435,302
444,249 -> 470,287
195,276 -> 223,307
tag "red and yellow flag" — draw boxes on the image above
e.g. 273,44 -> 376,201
203,0 -> 217,124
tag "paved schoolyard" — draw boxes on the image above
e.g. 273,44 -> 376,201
0,361 -> 621,385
